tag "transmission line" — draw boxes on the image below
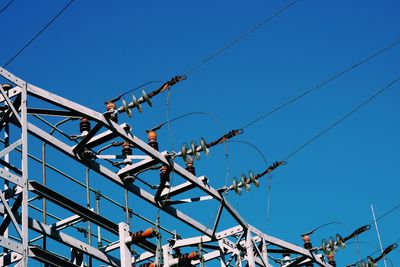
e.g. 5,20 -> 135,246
241,38 -> 400,130
369,202 -> 400,227
3,0 -> 75,67
0,0 -> 14,15
183,0 -> 299,76
284,75 -> 400,161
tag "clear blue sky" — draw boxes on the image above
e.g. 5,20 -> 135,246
1,0 -> 399,266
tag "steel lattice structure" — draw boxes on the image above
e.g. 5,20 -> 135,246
0,67 -> 334,267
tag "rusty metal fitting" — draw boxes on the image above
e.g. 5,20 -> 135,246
80,117 -> 91,133
1,84 -> 12,90
185,156 -> 195,175
160,165 -> 170,175
303,235 -> 312,250
327,253 -> 336,266
160,165 -> 171,185
95,191 -> 101,201
139,263 -> 157,267
122,142 -> 132,158
147,130 -> 159,150
130,227 -> 156,243
106,102 -> 116,111
105,102 -> 118,122
121,172 -> 135,184
178,251 -> 201,263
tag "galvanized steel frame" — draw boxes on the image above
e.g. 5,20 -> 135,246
0,67 -> 332,267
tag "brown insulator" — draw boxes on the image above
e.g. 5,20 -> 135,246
185,157 -> 196,175
130,227 -> 156,243
303,235 -> 312,249
303,235 -> 313,267
80,117 -> 91,133
178,251 -> 201,263
327,253 -> 336,267
122,142 -> 133,158
106,102 -> 118,122
139,263 -> 156,267
147,130 -> 159,150
160,165 -> 171,184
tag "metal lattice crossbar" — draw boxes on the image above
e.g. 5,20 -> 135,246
0,67 -> 332,267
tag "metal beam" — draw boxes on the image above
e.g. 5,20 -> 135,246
26,122 -> 214,237
0,203 -> 121,266
29,246 -> 80,267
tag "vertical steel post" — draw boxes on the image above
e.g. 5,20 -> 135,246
3,124 -> 9,254
95,191 -> 102,248
218,240 -> 227,267
20,83 -> 28,266
246,231 -> 255,267
118,222 -> 132,267
262,238 -> 268,266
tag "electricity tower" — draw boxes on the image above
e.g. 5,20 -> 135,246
0,66 -> 335,267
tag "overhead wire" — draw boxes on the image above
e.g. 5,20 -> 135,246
182,0 -> 299,77
226,139 -> 273,222
368,202 -> 400,227
0,0 -> 14,15
240,37 -> 400,130
106,80 -> 163,103
283,75 -> 400,161
3,0 -> 75,67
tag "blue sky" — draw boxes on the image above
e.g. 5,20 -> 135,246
1,0 -> 400,266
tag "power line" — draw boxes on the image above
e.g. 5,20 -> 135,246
183,0 -> 299,76
0,0 -> 14,15
284,75 -> 400,161
3,0 -> 75,67
369,202 -> 400,227
241,38 -> 400,130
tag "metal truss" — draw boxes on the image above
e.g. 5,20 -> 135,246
0,67 -> 332,266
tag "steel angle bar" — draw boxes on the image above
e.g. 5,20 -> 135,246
0,85 -> 21,124
212,202 -> 224,236
73,122 -> 103,153
172,235 -> 213,249
0,68 -> 28,89
28,181 -> 157,252
282,256 -> 308,267
0,251 -> 22,266
26,122 -> 214,237
191,250 -> 221,264
83,123 -> 131,149
0,139 -> 21,159
50,214 -> 83,230
0,158 -> 22,175
0,236 -> 23,254
165,195 -> 213,205
133,251 -> 154,264
159,176 -> 207,199
117,155 -> 159,176
10,73 -> 245,229
28,181 -> 119,235
27,108 -> 82,117
0,94 -> 21,132
29,246 -> 80,267
247,225 -> 332,267
0,193 -> 22,235
118,223 -> 132,267
0,203 -> 121,266
0,86 -> 21,103
0,167 -> 24,187
0,192 -> 22,237
251,237 -> 268,267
